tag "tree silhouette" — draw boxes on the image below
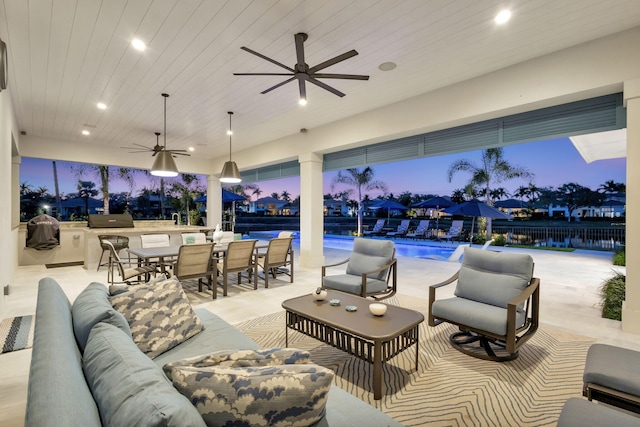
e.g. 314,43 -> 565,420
331,167 -> 388,235
448,148 -> 532,236
77,180 -> 98,215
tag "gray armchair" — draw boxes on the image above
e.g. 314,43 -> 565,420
428,247 -> 539,361
322,238 -> 397,300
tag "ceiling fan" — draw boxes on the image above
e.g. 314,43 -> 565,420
234,33 -> 369,103
121,94 -> 190,157
123,132 -> 190,157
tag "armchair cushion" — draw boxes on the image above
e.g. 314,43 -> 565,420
345,238 -> 395,280
455,248 -> 533,309
322,275 -> 388,295
584,343 -> 640,398
430,297 -> 526,336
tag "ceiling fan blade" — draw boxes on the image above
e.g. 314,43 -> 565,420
298,78 -> 307,101
309,50 -> 358,73
312,73 -> 369,80
294,33 -> 307,69
260,77 -> 296,94
240,46 -> 294,72
233,73 -> 294,76
308,77 -> 346,97
170,152 -> 191,156
126,143 -> 153,150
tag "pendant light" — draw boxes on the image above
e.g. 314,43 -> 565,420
219,111 -> 241,183
151,93 -> 179,177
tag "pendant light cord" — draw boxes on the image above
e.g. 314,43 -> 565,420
162,93 -> 169,149
228,111 -> 234,161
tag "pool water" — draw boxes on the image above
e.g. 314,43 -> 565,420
323,236 -> 454,258
248,231 -> 454,258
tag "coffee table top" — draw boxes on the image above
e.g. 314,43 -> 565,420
282,290 -> 424,341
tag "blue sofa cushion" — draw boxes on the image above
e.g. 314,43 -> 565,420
322,274 -> 388,295
71,282 -> 131,352
110,276 -> 204,359
164,359 -> 334,427
25,278 -> 102,427
455,248 -> 533,308
83,322 -> 206,427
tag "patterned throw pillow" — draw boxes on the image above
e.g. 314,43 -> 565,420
109,276 -> 204,359
163,348 -> 311,371
164,362 -> 334,427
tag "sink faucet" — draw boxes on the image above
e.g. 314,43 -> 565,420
172,212 -> 181,225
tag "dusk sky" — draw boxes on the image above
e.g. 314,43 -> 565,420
20,137 -> 625,201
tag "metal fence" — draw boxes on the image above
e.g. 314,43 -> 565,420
492,225 -> 625,250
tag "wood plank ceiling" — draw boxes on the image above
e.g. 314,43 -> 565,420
1,0 -> 640,160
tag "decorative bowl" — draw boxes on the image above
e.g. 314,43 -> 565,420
369,303 -> 388,316
329,299 -> 341,306
313,290 -> 328,301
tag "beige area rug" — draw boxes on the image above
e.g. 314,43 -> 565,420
234,294 -> 594,427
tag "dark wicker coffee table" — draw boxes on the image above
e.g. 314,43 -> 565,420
282,290 -> 424,400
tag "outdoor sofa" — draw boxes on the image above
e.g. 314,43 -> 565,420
25,277 -> 402,426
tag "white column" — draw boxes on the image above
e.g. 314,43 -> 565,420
206,175 -> 222,228
299,152 -> 324,268
622,77 -> 640,333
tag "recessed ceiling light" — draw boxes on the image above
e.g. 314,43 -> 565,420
97,102 -> 107,110
131,38 -> 146,51
378,62 -> 397,71
495,10 -> 511,25
188,147 -> 195,152
299,98 -> 307,106
82,130 -> 90,136
226,129 -> 233,136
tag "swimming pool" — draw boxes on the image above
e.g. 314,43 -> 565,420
248,231 -> 454,258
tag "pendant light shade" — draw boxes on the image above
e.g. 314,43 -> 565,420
151,93 -> 179,177
220,111 -> 242,183
151,151 -> 178,177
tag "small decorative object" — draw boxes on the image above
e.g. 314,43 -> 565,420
212,224 -> 224,245
345,305 -> 357,312
369,303 -> 388,316
329,299 -> 341,306
313,287 -> 328,301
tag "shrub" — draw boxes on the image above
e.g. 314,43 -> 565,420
471,234 -> 486,244
599,272 -> 626,321
492,234 -> 506,246
613,246 -> 625,266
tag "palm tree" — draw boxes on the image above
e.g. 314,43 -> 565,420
448,148 -> 532,236
598,180 -> 625,194
331,167 -> 388,235
77,180 -> 98,215
281,190 -> 291,202
252,187 -> 262,201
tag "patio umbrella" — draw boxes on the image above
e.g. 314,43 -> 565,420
442,199 -> 511,242
373,199 -> 408,222
412,196 -> 456,231
194,190 -> 246,203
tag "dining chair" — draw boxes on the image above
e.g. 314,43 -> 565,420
171,242 -> 217,299
181,232 -> 208,245
97,235 -> 130,271
103,240 -> 158,285
252,237 -> 294,288
141,234 -> 171,248
216,240 -> 257,296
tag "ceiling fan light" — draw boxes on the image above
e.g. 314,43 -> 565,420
151,151 -> 179,177
220,161 -> 241,183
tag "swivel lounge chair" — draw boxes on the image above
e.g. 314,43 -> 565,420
428,247 -> 539,361
322,238 -> 397,300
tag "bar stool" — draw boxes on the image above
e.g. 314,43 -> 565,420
97,235 -> 130,271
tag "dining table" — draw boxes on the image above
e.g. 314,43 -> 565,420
127,240 -> 269,274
